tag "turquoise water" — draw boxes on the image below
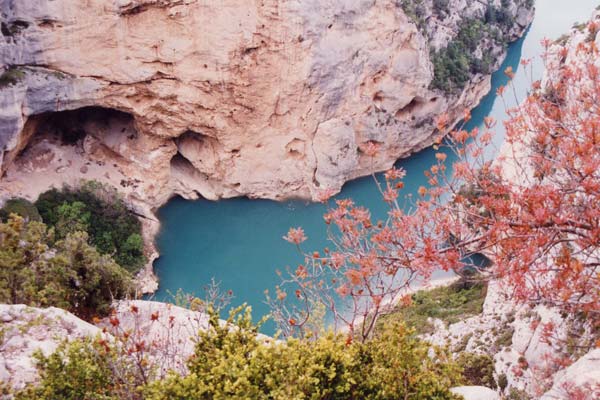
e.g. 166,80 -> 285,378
153,1 -> 600,332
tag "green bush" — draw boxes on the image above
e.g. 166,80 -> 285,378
14,338 -> 138,400
144,307 -> 462,400
399,0 -> 427,32
433,0 -> 450,15
0,215 -> 132,318
431,19 -> 493,92
456,352 -> 497,389
15,306 -> 463,400
377,279 -> 487,334
0,198 -> 41,222
430,0 -> 527,93
35,181 -> 145,273
0,67 -> 25,88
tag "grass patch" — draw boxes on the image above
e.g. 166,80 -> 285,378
378,279 -> 488,335
494,324 -> 515,349
0,67 -> 25,88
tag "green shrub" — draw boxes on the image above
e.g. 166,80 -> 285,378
507,388 -> 532,400
35,181 -> 145,273
0,198 -> 41,222
433,0 -> 450,15
0,67 -> 25,88
498,372 -> 508,392
430,19 -> 494,92
15,306 -> 463,400
456,352 -> 497,389
399,0 -> 427,32
494,324 -> 515,348
144,307 -> 462,400
0,215 -> 132,318
377,278 -> 487,335
14,338 -> 138,400
430,0 -> 526,93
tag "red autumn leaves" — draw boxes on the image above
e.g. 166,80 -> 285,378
273,36 -> 600,340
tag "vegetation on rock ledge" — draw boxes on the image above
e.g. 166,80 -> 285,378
0,215 -> 132,318
15,306 -> 464,400
35,181 -> 146,274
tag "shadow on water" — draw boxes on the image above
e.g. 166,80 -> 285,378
152,1 -> 599,335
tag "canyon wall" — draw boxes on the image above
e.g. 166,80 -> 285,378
0,0 -> 533,208
0,0 -> 533,290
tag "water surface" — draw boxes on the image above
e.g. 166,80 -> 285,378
153,1 -> 600,331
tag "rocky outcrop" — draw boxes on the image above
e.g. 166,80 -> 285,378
0,0 -> 533,207
450,386 -> 499,400
425,279 -> 599,398
0,304 -> 103,390
540,349 -> 600,399
0,300 -> 257,391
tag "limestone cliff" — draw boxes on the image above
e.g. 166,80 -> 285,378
0,0 -> 533,207
0,0 -> 533,291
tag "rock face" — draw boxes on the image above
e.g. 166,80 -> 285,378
0,304 -> 103,390
0,0 -> 533,209
540,349 -> 600,399
450,386 -> 499,400
0,301 -> 270,391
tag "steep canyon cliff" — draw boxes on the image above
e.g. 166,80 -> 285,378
0,0 -> 533,207
0,0 -> 533,290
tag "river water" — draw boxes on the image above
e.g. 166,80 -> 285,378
152,1 -> 600,331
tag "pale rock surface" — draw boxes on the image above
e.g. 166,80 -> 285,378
450,386 -> 499,400
540,349 -> 600,399
0,304 -> 103,390
0,0 -> 533,206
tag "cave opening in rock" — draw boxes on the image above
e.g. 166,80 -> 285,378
39,107 -> 135,146
2,106 -> 137,178
170,151 -> 196,171
394,97 -> 427,120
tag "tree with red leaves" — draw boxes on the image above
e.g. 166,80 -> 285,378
271,25 -> 600,341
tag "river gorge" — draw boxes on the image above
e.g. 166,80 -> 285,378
2,1 -> 600,397
153,0 -> 600,327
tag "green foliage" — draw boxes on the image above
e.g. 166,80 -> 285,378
55,201 -> 90,239
507,388 -> 532,400
456,352 -> 497,389
378,279 -> 487,334
430,0 -> 528,93
399,0 -> 427,32
484,2 -> 516,31
143,306 -> 462,400
35,181 -> 145,273
0,215 -> 132,318
430,19 -> 497,92
14,338 -> 139,400
0,67 -> 25,88
432,0 -> 450,15
0,198 -> 41,222
494,324 -> 514,348
498,373 -> 508,392
15,306 -> 462,400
